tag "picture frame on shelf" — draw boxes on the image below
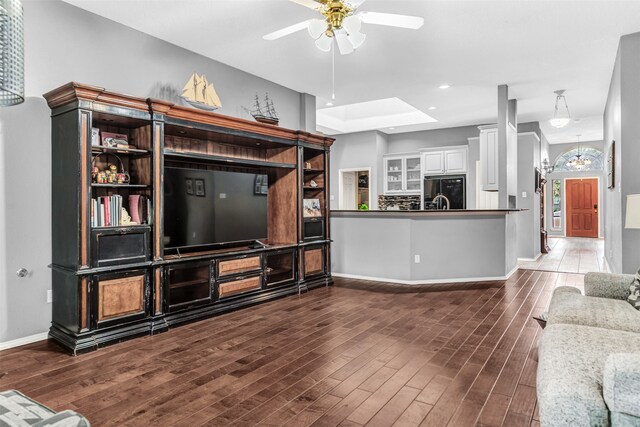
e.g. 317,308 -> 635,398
101,131 -> 129,148
91,127 -> 100,146
607,140 -> 615,189
254,174 -> 268,195
195,179 -> 205,197
303,198 -> 322,218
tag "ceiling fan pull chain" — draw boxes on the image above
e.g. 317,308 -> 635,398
332,38 -> 336,101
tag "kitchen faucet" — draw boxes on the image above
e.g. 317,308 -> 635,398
432,193 -> 450,210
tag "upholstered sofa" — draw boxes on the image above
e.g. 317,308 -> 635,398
0,390 -> 90,426
537,272 -> 640,427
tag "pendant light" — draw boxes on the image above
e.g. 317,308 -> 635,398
566,135 -> 592,171
0,0 -> 24,106
549,90 -> 571,128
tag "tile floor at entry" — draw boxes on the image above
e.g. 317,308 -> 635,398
518,237 -> 607,274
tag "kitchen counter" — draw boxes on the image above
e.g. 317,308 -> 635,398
332,209 -> 523,216
330,209 -> 521,284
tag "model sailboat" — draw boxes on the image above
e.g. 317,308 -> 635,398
243,93 -> 279,125
181,73 -> 222,111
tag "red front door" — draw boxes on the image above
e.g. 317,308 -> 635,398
566,178 -> 599,238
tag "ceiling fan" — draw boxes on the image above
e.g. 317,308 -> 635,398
263,0 -> 424,55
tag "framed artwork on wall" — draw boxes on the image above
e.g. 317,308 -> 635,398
607,140 -> 615,189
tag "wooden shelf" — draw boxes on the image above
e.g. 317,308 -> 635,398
303,186 -> 324,190
169,279 -> 209,289
92,224 -> 150,230
303,168 -> 324,173
91,183 -> 150,189
164,149 -> 296,169
92,146 -> 150,156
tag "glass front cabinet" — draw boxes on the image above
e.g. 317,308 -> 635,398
384,155 -> 422,194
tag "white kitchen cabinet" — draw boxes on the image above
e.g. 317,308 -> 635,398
404,156 -> 422,192
422,147 -> 468,176
444,148 -> 468,174
384,156 -> 404,193
384,155 -> 422,194
479,125 -> 499,191
423,151 -> 445,175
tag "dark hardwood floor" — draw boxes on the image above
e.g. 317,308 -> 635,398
0,270 -> 584,426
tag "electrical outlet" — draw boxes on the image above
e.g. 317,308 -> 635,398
522,191 -> 527,198
330,195 -> 335,201
414,255 -> 421,263
46,290 -> 53,303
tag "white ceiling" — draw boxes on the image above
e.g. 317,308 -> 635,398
62,0 -> 640,143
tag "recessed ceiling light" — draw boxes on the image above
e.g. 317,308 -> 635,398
388,127 -> 395,130
439,84 -> 450,89
428,106 -> 437,110
574,119 -> 581,123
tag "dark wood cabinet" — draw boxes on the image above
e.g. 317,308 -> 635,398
45,82 -> 333,354
92,270 -> 150,329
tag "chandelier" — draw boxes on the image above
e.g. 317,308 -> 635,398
0,0 -> 24,106
566,137 -> 591,171
549,89 -> 571,129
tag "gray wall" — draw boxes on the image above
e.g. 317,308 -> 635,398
0,0 -> 311,344
386,125 -> 480,153
516,133 -> 542,260
328,130 -> 386,210
331,122 -> 544,212
604,32 -> 640,274
330,125 -> 482,210
545,141 -> 606,238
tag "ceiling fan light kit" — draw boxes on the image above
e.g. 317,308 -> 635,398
549,89 -> 571,128
263,0 -> 424,55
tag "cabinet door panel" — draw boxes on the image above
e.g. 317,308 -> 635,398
304,247 -> 325,278
423,152 -> 444,175
93,270 -> 149,328
444,149 -> 467,174
480,129 -> 499,191
384,157 -> 404,193
218,256 -> 261,277
404,157 -> 422,192
218,275 -> 262,298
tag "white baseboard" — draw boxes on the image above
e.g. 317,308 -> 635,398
332,267 -> 518,285
518,252 -> 542,262
0,332 -> 48,351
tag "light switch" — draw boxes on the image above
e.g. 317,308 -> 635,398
330,195 -> 335,201
522,192 -> 527,198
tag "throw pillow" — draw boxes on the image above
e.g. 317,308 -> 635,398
628,268 -> 640,310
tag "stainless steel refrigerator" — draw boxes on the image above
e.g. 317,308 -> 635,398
423,175 -> 466,210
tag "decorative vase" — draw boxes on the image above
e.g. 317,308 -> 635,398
129,195 -> 141,224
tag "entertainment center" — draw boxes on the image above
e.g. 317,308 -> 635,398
44,82 -> 334,354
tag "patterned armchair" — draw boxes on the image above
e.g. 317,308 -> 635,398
0,390 -> 90,427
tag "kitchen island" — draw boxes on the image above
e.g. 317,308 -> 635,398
331,209 -> 522,284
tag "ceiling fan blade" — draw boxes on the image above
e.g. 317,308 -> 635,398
357,11 -> 424,29
263,20 -> 312,40
289,0 -> 325,11
335,32 -> 354,55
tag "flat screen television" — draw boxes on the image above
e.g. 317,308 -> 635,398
163,167 -> 268,250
